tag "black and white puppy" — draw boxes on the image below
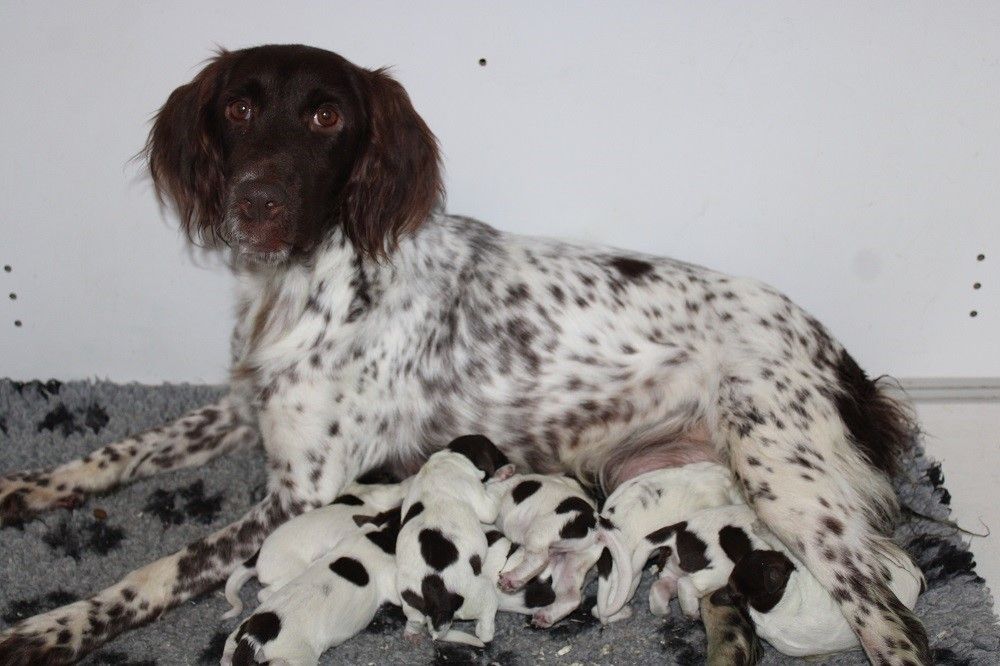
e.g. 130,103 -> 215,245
486,474 -> 601,627
595,462 -> 741,622
223,480 -> 410,617
396,435 -> 514,646
221,509 -> 402,666
722,533 -> 925,657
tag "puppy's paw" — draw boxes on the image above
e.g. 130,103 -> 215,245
498,573 -> 523,593
531,611 -> 555,629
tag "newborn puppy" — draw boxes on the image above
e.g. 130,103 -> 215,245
724,538 -> 925,657
487,529 -> 595,628
644,503 -> 768,618
396,434 -> 514,646
221,509 -> 403,666
222,479 -> 410,617
486,474 -> 602,626
595,462 -> 741,622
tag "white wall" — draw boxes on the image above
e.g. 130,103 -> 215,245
1,1 -> 997,383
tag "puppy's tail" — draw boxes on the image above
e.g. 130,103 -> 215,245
595,522 -> 637,621
222,549 -> 260,619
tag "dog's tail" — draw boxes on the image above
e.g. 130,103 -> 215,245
222,548 -> 260,619
833,349 -> 916,477
595,521 -> 638,622
832,349 -> 917,533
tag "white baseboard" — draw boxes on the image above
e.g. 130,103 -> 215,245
894,377 -> 1000,402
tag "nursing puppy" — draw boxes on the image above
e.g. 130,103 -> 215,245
221,509 -> 402,666
396,435 -> 513,646
595,462 -> 742,622
486,474 -> 602,626
496,542 -> 597,628
223,480 -> 410,617
644,503 -> 769,618
723,537 -> 925,657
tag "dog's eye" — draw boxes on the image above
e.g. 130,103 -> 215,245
225,99 -> 253,124
310,104 -> 340,131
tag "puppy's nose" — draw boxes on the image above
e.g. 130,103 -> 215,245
235,182 -> 287,222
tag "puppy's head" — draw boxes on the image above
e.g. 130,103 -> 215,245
446,434 -> 511,479
147,44 -> 442,264
724,549 -> 795,613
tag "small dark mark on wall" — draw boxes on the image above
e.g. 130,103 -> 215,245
8,293 -> 15,300
3,265 -> 11,272
478,57 -> 487,66
14,320 -> 22,327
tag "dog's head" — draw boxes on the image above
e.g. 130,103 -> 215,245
147,44 -> 442,263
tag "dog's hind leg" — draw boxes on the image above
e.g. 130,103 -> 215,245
715,357 -> 929,665
0,493 -> 293,665
702,590 -> 762,666
0,396 -> 257,526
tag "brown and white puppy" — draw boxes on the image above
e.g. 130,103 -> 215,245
595,462 -> 742,622
221,508 -> 402,666
223,479 -> 410,617
722,537 -> 925,657
643,504 -> 768,618
486,474 -> 602,627
395,435 -> 514,646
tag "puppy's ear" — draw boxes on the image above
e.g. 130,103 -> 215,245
493,463 -> 517,482
339,67 -> 443,259
146,51 -> 231,246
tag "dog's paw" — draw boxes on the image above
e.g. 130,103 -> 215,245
0,473 -> 85,527
0,623 -> 78,666
498,573 -> 523,593
530,611 -> 555,629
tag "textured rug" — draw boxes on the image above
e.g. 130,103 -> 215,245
0,379 -> 997,665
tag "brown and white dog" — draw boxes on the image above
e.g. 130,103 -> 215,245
0,44 -> 925,665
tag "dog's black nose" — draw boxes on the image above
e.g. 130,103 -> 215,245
235,181 -> 287,222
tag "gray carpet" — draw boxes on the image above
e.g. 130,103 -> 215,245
0,379 -> 998,665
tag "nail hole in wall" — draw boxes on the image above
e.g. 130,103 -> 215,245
14,319 -> 22,327
977,253 -> 986,261
8,293 -> 15,300
970,310 -> 979,318
478,58 -> 487,66
973,282 -> 982,290
2,265 -> 10,273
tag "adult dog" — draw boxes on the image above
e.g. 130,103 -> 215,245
0,44 -> 926,664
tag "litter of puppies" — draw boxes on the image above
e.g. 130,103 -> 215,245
220,435 -> 924,665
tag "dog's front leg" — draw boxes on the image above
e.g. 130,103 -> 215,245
0,397 -> 257,526
0,396 -> 367,664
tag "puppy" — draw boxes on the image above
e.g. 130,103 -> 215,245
493,536 -> 597,629
724,538 -> 925,657
396,435 -> 513,646
643,503 -> 769,619
595,462 -> 741,622
222,479 -> 410,617
221,509 -> 402,666
486,473 -> 602,627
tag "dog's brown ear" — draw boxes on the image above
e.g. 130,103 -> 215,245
146,51 -> 231,246
339,68 -> 443,259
